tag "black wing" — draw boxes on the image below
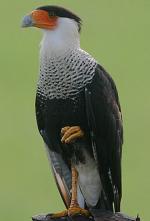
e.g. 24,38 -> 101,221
85,64 -> 123,212
35,94 -> 72,208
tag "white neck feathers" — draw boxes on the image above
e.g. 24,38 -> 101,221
40,17 -> 80,58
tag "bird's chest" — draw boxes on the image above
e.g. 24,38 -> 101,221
37,51 -> 96,100
38,68 -> 84,100
45,95 -> 87,132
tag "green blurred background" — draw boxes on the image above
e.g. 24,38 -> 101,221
0,0 -> 149,220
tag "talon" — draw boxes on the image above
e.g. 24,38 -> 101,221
50,210 -> 68,218
68,207 -> 91,217
61,126 -> 84,144
49,207 -> 91,219
61,126 -> 70,136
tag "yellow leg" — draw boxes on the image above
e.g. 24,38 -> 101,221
51,166 -> 91,218
70,166 -> 79,207
68,166 -> 90,217
51,126 -> 90,218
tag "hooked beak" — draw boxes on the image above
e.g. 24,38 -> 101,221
21,14 -> 34,28
21,10 -> 58,29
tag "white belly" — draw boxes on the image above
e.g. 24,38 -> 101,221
75,150 -> 102,207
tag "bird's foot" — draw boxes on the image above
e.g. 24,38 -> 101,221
50,210 -> 68,219
50,207 -> 91,219
68,206 -> 91,217
61,126 -> 84,144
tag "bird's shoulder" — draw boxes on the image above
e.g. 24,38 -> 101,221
88,64 -> 120,104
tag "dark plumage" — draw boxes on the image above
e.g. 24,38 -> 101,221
36,64 -> 123,212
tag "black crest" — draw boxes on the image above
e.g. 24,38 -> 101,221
36,5 -> 82,32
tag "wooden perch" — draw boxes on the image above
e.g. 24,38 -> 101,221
32,209 -> 140,221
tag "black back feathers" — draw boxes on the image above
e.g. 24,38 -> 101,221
36,5 -> 82,32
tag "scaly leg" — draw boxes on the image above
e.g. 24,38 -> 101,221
51,166 -> 90,218
68,166 -> 90,217
51,126 -> 91,218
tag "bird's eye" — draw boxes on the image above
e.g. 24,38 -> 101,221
49,12 -> 56,17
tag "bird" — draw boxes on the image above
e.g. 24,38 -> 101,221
21,5 -> 123,218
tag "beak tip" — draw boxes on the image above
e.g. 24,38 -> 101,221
21,14 -> 33,28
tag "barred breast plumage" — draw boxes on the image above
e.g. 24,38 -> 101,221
37,49 -> 97,100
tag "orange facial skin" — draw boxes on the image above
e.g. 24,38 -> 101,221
31,10 -> 58,29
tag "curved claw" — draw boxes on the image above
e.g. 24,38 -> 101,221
49,207 -> 91,219
68,207 -> 91,217
61,126 -> 84,144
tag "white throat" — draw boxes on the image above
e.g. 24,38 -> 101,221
40,17 -> 80,58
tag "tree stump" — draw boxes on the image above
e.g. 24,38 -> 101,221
32,209 -> 140,221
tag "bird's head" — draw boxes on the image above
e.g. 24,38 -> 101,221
21,6 -> 82,55
21,5 -> 81,32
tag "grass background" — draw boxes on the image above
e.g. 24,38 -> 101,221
0,1 -> 149,220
